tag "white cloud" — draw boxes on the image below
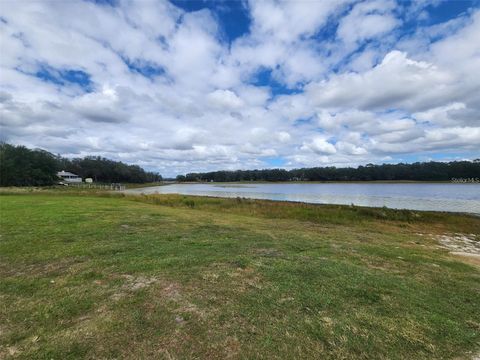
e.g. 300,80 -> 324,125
207,89 -> 244,110
337,0 -> 400,45
336,141 -> 368,155
248,0 -> 350,43
306,50 -> 456,112
301,138 -> 337,155
71,86 -> 130,123
276,131 -> 291,143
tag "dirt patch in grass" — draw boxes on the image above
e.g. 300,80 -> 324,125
123,275 -> 158,291
145,279 -> 205,318
437,233 -> 480,269
161,282 -> 182,300
429,233 -> 480,267
435,233 -> 479,254
228,266 -> 264,292
111,274 -> 160,301
415,232 -> 480,266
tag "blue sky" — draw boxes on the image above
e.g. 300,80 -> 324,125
0,0 -> 479,176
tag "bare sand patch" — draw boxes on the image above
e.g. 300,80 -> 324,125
435,233 -> 479,255
426,233 -> 480,266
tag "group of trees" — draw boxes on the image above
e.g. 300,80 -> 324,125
0,143 -> 59,186
177,161 -> 480,182
56,156 -> 162,184
0,143 -> 162,186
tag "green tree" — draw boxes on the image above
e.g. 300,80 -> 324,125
0,143 -> 58,186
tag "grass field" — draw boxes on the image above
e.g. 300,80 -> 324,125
0,192 -> 479,359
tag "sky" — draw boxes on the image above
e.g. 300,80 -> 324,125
0,0 -> 479,177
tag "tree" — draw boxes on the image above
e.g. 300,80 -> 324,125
174,161 -> 480,182
0,143 -> 58,186
0,143 -> 163,186
61,156 -> 162,183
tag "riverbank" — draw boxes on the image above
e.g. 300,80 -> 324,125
1,192 -> 479,359
124,182 -> 480,214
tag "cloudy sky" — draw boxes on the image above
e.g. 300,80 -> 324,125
1,0 -> 479,176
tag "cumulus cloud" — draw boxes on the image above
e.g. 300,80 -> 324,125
301,138 -> 337,155
0,0 -> 479,176
337,0 -> 400,45
248,0 -> 350,43
71,86 -> 130,123
207,89 -> 244,110
306,50 -> 454,112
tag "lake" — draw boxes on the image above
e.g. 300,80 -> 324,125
125,183 -> 480,214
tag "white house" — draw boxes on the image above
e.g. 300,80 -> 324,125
57,170 -> 82,183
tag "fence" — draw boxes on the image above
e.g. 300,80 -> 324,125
66,183 -> 126,191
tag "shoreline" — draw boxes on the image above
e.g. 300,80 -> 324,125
123,192 -> 480,216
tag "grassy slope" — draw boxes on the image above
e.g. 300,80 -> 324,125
0,193 -> 479,359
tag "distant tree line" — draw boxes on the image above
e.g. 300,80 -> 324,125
177,161 -> 480,182
0,143 -> 162,186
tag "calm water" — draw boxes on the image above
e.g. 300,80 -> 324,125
125,183 -> 480,214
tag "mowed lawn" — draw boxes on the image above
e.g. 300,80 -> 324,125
0,194 -> 479,359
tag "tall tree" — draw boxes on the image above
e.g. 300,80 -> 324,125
0,143 -> 58,186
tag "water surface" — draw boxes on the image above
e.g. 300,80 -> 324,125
125,183 -> 480,214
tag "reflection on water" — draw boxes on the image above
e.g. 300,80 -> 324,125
125,183 -> 480,214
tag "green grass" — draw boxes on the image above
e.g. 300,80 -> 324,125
0,193 -> 479,359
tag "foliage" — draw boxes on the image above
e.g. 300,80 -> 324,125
0,143 -> 162,186
57,156 -> 162,183
178,161 -> 480,182
0,143 -> 58,186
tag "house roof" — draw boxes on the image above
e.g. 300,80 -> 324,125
57,171 -> 79,177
